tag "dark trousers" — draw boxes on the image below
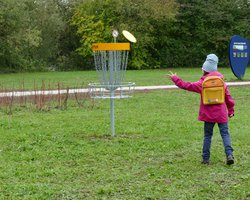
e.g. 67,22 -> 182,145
202,122 -> 234,161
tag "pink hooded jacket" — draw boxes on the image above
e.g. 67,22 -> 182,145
171,71 -> 235,123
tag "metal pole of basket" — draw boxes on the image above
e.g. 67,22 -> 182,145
110,31 -> 118,136
110,36 -> 116,136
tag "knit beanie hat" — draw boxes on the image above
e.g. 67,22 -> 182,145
202,54 -> 218,72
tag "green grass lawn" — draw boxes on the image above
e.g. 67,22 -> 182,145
0,70 -> 250,199
0,68 -> 249,90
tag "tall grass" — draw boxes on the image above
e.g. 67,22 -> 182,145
0,68 -> 249,113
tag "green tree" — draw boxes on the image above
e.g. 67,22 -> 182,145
0,0 -> 64,72
25,0 -> 64,70
71,0 -> 178,69
53,0 -> 85,70
0,0 -> 35,72
162,0 -> 250,68
1,0 -> 249,72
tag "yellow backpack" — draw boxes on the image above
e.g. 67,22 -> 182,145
202,76 -> 225,105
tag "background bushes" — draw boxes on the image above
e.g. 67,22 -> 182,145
0,0 -> 249,72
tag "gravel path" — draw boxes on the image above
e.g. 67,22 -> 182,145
0,81 -> 250,97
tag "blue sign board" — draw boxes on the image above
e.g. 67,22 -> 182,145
229,35 -> 250,79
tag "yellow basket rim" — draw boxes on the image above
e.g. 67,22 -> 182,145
92,43 -> 130,51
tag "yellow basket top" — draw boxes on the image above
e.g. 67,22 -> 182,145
92,43 -> 130,51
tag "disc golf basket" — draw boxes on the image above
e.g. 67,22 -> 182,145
89,30 -> 136,137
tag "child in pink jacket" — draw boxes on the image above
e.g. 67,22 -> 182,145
168,54 -> 235,165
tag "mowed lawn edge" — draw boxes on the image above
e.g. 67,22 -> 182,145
0,68 -> 250,90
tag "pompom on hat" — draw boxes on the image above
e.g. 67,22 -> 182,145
202,54 -> 219,72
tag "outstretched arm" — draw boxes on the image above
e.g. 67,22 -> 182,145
167,71 -> 202,93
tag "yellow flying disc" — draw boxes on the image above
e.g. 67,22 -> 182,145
122,30 -> 137,43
